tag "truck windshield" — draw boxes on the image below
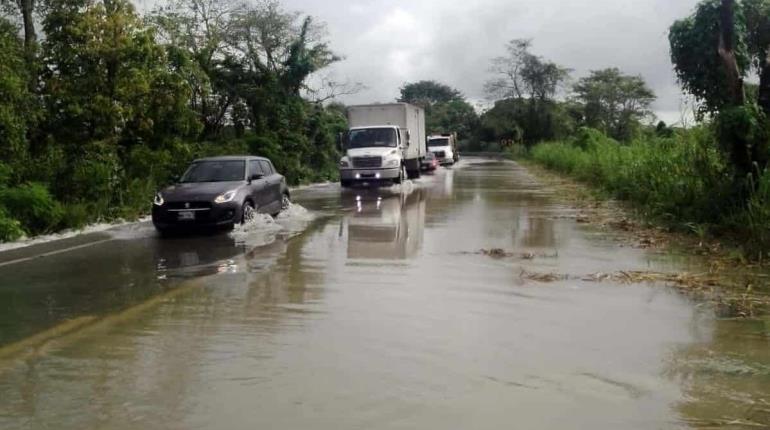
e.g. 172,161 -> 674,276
181,160 -> 245,183
428,138 -> 450,147
348,128 -> 397,149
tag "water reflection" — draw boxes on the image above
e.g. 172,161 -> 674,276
342,188 -> 426,260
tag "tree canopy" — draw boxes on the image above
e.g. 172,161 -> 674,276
573,68 -> 656,141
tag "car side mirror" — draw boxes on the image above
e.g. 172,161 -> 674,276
249,174 -> 263,182
171,174 -> 180,183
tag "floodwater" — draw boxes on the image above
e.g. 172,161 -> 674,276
0,158 -> 768,429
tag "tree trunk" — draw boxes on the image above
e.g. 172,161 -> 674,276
758,50 -> 770,115
718,0 -> 745,106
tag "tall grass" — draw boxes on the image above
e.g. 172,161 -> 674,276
525,127 -> 770,255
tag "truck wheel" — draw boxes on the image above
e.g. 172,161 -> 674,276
394,165 -> 406,184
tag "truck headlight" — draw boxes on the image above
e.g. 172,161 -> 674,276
153,193 -> 164,206
339,158 -> 350,168
214,189 -> 237,204
384,158 -> 400,167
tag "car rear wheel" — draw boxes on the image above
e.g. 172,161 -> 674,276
241,201 -> 256,224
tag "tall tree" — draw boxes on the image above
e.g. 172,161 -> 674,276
398,80 -> 463,107
484,39 -> 570,102
398,80 -> 477,138
670,0 -> 770,182
484,39 -> 571,146
572,68 -> 656,141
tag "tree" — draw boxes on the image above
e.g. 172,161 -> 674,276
398,80 -> 463,107
484,39 -> 570,102
150,0 -> 242,137
484,39 -> 532,100
483,39 -> 571,146
398,80 -> 478,139
0,18 -> 36,179
572,68 -> 656,141
669,0 -> 770,183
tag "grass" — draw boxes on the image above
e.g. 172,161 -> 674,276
519,127 -> 770,258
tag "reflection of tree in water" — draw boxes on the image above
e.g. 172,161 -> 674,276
514,211 -> 556,248
665,318 -> 770,427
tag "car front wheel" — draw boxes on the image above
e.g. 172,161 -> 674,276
281,193 -> 291,211
241,201 -> 256,224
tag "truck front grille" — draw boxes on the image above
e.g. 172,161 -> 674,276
433,151 -> 446,159
352,156 -> 382,168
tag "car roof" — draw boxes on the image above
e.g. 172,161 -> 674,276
192,155 -> 270,163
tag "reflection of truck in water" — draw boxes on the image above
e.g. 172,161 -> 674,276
427,132 -> 459,165
339,103 -> 426,187
344,190 -> 426,259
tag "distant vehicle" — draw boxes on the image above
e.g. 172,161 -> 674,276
339,103 -> 426,187
152,156 -> 290,234
420,152 -> 438,171
427,132 -> 459,166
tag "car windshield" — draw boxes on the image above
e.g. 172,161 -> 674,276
347,128 -> 397,149
428,138 -> 449,147
181,160 -> 245,183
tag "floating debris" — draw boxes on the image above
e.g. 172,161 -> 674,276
519,269 -> 565,283
474,249 -> 559,260
515,268 -> 768,318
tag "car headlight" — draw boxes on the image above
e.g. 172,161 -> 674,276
384,158 -> 400,167
214,189 -> 238,204
153,193 -> 164,206
339,157 -> 350,168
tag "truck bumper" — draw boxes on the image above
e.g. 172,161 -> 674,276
340,167 -> 401,181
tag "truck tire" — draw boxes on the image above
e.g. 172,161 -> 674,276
406,158 -> 421,179
394,165 -> 406,184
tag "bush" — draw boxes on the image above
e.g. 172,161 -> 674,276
0,183 -> 64,235
530,126 -> 730,223
0,208 -> 24,242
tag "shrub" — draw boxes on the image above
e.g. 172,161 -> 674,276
0,183 -> 64,234
0,208 -> 24,241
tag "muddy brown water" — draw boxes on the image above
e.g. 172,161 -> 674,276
0,158 -> 768,429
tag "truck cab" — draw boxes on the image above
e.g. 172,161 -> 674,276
427,133 -> 459,166
340,103 -> 425,187
339,126 -> 406,187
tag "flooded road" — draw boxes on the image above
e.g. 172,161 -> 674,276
0,158 -> 768,429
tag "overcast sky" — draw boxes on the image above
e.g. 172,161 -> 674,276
280,0 -> 701,124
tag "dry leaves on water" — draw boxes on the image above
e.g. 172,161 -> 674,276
518,268 -> 769,318
477,248 -> 558,260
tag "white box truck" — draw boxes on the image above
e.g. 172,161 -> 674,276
339,103 -> 425,187
427,132 -> 459,166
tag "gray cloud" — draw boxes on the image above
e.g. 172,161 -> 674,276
285,0 -> 700,124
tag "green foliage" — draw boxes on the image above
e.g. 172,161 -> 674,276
399,80 -> 479,140
0,183 -> 64,234
669,0 -> 751,116
526,127 -> 770,253
479,98 -> 576,147
0,208 -> 24,242
399,80 -> 463,106
573,68 -> 656,141
0,18 -> 35,179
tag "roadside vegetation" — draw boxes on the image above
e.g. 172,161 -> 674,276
471,0 -> 770,259
0,0 -> 347,241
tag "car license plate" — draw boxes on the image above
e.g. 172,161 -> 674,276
178,211 -> 195,221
